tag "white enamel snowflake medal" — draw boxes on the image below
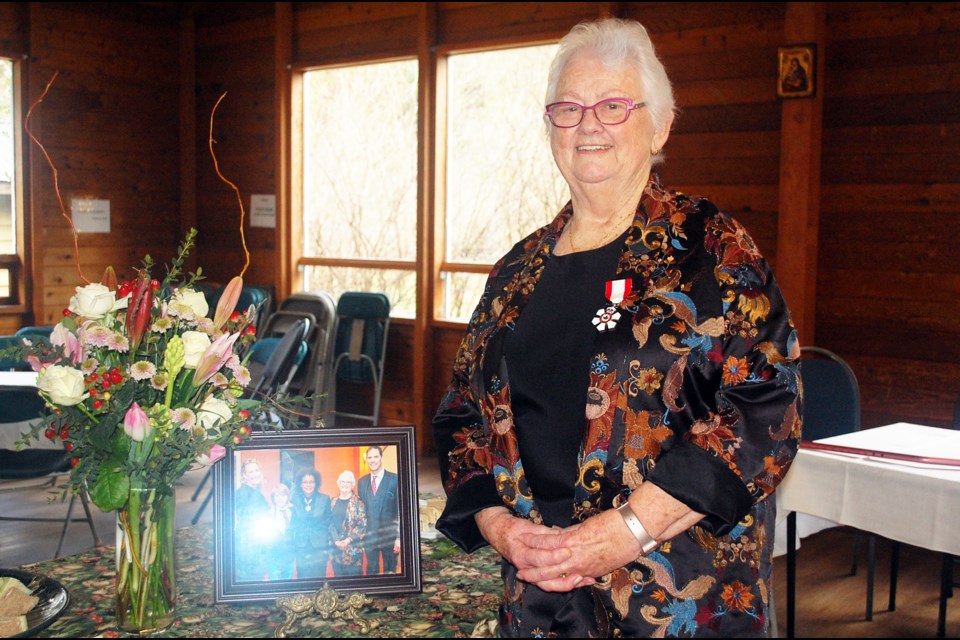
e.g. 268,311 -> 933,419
593,279 -> 632,332
592,305 -> 621,332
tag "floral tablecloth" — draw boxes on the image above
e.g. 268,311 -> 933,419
25,527 -> 503,638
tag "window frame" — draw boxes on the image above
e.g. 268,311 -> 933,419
0,53 -> 27,312
291,56 -> 420,319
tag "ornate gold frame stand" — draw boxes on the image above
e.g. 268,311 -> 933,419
274,583 -> 373,638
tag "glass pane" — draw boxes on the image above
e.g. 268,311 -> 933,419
441,271 -> 488,323
301,265 -> 415,319
0,59 -> 14,255
445,45 -> 568,265
0,268 -> 8,299
302,60 -> 419,262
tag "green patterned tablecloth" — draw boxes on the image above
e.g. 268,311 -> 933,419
23,527 -> 503,638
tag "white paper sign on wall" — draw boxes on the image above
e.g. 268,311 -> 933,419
71,198 -> 111,233
250,194 -> 276,228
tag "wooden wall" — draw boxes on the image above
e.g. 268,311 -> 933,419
1,3 -> 183,327
2,3 -> 959,456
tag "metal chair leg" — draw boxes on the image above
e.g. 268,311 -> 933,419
78,488 -> 102,547
939,552 -> 952,638
54,495 -> 77,559
192,487 -> 214,525
888,540 -> 900,611
865,534 -> 876,620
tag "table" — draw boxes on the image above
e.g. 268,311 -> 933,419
23,524 -> 503,637
0,370 -> 57,451
778,422 -> 960,637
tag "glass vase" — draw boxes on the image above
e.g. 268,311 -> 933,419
115,484 -> 177,634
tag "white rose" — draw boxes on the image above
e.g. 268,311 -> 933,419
68,283 -> 126,319
197,396 -> 233,431
170,288 -> 209,320
181,331 -> 212,368
37,365 -> 88,406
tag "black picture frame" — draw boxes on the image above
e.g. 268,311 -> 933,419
213,426 -> 421,603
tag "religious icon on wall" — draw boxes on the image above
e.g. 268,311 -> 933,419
777,44 -> 816,98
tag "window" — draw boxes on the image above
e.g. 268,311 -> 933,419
299,59 -> 419,317
0,57 -> 20,305
441,44 -> 567,321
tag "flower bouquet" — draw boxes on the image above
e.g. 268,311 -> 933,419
8,228 -> 280,633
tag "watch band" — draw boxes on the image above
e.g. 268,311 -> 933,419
617,501 -> 660,556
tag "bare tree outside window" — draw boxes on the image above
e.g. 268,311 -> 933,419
444,44 -> 568,320
301,60 -> 419,316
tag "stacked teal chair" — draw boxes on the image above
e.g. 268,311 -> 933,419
331,292 -> 390,427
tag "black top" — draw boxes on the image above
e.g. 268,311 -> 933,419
504,232 -> 626,526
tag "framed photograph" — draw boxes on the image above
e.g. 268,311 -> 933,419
777,44 -> 816,98
213,426 -> 421,603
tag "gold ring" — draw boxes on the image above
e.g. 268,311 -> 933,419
559,572 -> 567,579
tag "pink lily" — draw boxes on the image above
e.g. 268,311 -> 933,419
192,332 -> 240,386
50,323 -> 84,365
213,276 -> 243,330
123,402 -> 152,442
195,444 -> 226,467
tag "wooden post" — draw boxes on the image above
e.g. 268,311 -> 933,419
776,2 -> 825,346
275,2 -> 294,299
416,2 -> 439,455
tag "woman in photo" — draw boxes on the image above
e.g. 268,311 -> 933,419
329,469 -> 367,576
288,467 -> 332,579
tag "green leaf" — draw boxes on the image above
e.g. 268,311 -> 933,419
89,462 -> 130,511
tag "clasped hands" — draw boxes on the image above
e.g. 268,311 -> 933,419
474,484 -> 703,593
474,505 -> 638,592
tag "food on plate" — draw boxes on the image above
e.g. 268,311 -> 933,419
0,576 -> 38,636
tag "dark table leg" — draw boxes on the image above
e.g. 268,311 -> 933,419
787,510 -> 796,639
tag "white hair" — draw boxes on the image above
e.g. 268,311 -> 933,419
337,469 -> 356,484
545,18 -> 676,143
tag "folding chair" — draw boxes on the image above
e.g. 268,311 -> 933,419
271,292 -> 339,425
331,292 -> 390,426
190,318 -> 309,524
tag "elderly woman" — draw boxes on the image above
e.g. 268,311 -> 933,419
329,469 -> 367,576
432,17 -> 801,638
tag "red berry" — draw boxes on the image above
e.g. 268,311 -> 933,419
239,425 -> 251,436
239,410 -> 250,419
65,442 -> 74,451
89,372 -> 99,381
92,399 -> 104,410
151,279 -> 160,290
89,388 -> 98,397
62,308 -> 71,317
110,372 -> 123,385
59,427 -> 69,440
232,435 -> 242,445
101,380 -> 111,389
44,428 -> 56,440
70,458 -> 79,468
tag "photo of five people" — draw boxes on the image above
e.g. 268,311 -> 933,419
232,444 -> 401,582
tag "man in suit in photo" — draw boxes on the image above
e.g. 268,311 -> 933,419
357,446 -> 400,574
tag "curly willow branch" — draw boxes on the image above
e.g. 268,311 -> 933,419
208,92 -> 251,278
24,70 -> 89,284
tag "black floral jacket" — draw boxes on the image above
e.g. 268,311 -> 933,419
432,174 -> 802,637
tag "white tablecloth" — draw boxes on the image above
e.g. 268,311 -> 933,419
776,423 -> 960,556
0,370 -> 58,450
